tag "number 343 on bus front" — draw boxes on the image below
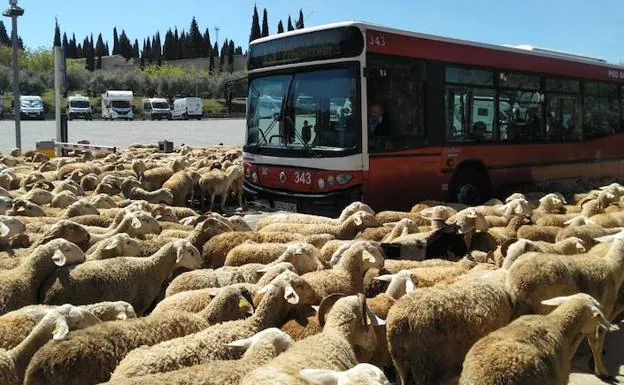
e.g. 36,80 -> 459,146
294,171 -> 311,185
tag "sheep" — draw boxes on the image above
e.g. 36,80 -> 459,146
162,170 -> 200,207
224,241 -> 324,269
23,311 -> 209,385
0,301 -> 136,350
589,211 -> 624,228
6,199 -> 46,217
79,173 -> 99,191
499,237 -> 587,269
0,239 -> 85,314
50,190 -> 79,208
383,258 -> 456,273
22,188 -> 53,205
108,279 -> 305,380
94,180 -> 121,195
0,304 -> 102,385
299,363 -> 391,385
202,231 -> 306,268
88,193 -> 118,209
99,328 -> 295,385
555,223 -> 623,247
85,233 -> 142,260
531,193 -> 566,221
459,293 -> 619,385
0,216 -> 26,246
40,240 -> 202,314
386,271 -> 513,385
57,163 -> 101,180
238,293 -> 382,385
259,211 -> 379,240
151,204 -> 178,222
61,200 -> 99,218
53,179 -> 84,196
120,177 -> 174,205
255,201 -> 375,230
152,282 -> 256,314
487,214 -> 531,244
135,165 -> 174,192
198,165 -> 243,211
506,231 -> 624,377
516,224 -> 561,242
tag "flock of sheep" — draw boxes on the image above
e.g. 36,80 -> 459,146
0,143 -> 622,385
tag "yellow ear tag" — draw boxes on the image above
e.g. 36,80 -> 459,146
362,250 -> 373,262
366,313 -> 373,326
52,324 -> 61,335
239,298 -> 251,310
116,313 -> 127,320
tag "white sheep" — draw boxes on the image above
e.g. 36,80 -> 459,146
500,237 -> 586,269
85,233 -> 142,260
198,165 -> 243,211
259,211 -> 379,240
459,293 -> 619,385
299,363 -> 391,385
255,201 -> 375,230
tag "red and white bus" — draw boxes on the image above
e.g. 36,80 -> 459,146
242,21 -> 624,215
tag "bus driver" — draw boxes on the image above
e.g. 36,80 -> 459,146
368,103 -> 390,136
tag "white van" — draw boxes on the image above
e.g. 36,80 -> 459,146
19,95 -> 44,120
101,90 -> 134,121
67,94 -> 92,120
172,97 -> 203,120
141,98 -> 171,120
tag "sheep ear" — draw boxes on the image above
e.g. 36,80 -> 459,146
256,284 -> 272,295
52,316 -> 70,340
0,222 -> 9,237
207,288 -> 221,297
51,250 -> 67,266
130,216 -> 142,229
405,278 -> 416,293
284,285 -> 300,305
298,369 -> 338,385
104,239 -> 120,251
361,249 -> 376,264
365,306 -> 385,326
354,214 -> 363,226
373,274 -> 395,282
226,336 -> 253,349
576,242 -> 586,252
541,295 -> 574,307
592,310 -> 619,332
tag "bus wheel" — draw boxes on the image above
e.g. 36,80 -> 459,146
450,167 -> 490,205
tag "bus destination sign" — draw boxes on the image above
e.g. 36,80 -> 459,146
248,26 -> 364,70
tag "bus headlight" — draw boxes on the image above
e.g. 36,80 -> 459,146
251,171 -> 258,183
327,175 -> 335,186
317,177 -> 325,190
336,173 -> 352,185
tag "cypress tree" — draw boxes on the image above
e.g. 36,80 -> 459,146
76,43 -> 83,58
213,41 -> 218,56
287,16 -> 295,31
53,18 -> 61,47
119,30 -> 132,60
173,28 -> 180,60
62,32 -> 69,52
154,32 -> 162,65
219,39 -> 227,72
95,33 -> 106,57
163,29 -> 174,60
112,27 -> 119,55
235,46 -> 243,55
277,20 -> 284,34
227,40 -> 235,73
145,38 -> 152,63
249,4 -> 261,42
133,39 -> 140,59
296,9 -> 304,29
96,55 -> 102,70
70,34 -> 78,58
0,22 -> 9,46
90,34 -> 96,71
105,42 -> 110,56
202,28 -> 211,57
209,48 -> 215,72
189,17 -> 202,58
261,9 -> 269,37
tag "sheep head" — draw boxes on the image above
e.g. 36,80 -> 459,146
51,191 -> 79,209
317,293 -> 382,353
170,239 -> 201,269
86,301 -> 137,321
40,220 -> 91,248
256,269 -> 315,306
203,284 -> 256,321
152,205 -> 178,223
63,201 -> 99,218
348,211 -> 379,230
9,199 -> 46,217
102,233 -> 142,257
122,211 -> 162,237
299,364 -> 389,385
541,293 -> 619,334
0,196 -> 12,215
131,159 -> 147,177
227,328 -> 294,357
0,215 -> 26,240
45,238 -> 86,267
374,270 -> 417,298
55,304 -> 102,331
89,193 -> 118,209
274,242 -> 325,273
538,193 -> 566,213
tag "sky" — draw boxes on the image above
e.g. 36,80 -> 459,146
10,0 -> 624,64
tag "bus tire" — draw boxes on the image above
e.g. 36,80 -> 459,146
450,166 -> 491,205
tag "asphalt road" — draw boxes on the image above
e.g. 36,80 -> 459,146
0,118 -> 247,154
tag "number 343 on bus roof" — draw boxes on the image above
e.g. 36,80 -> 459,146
607,70 -> 624,80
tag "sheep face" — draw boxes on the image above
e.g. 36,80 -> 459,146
56,304 -> 102,330
257,270 -> 313,305
171,239 -> 202,269
65,201 -> 99,217
278,242 -> 324,273
299,364 -> 390,385
126,212 -> 162,236
41,220 -> 90,247
10,199 -> 46,217
90,301 -> 137,321
227,327 -> 294,354
46,238 -> 86,266
89,194 -> 117,209
350,212 -> 379,230
0,215 -> 25,239
152,206 -> 178,223
541,293 -> 618,335
105,234 -> 142,257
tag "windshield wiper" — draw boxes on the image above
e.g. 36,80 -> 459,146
253,112 -> 280,153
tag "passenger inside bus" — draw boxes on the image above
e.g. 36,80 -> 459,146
469,121 -> 486,141
368,102 -> 390,136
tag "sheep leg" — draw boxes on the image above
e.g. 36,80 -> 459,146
220,194 -> 227,212
238,192 -> 244,210
586,329 -> 609,377
208,193 -> 215,212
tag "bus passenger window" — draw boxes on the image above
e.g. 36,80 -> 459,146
499,90 -> 544,142
583,81 -> 619,139
445,87 -> 495,143
546,95 -> 579,141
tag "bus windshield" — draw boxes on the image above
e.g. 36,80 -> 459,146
111,100 -> 131,109
246,67 -> 359,154
70,100 -> 90,108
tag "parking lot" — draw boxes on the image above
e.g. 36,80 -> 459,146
0,118 -> 247,154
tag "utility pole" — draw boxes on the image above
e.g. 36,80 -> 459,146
3,0 -> 24,153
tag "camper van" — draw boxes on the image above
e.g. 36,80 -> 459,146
141,98 -> 171,120
101,90 -> 134,121
172,97 -> 203,120
19,95 -> 44,120
67,94 -> 92,120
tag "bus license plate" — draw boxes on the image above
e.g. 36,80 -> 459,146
274,201 -> 297,213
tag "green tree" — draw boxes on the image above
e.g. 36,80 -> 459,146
249,4 -> 261,42
209,45 -> 215,72
202,28 -> 211,58
62,32 -> 69,52
277,20 -> 284,34
132,39 -> 140,59
287,16 -> 295,31
112,27 -> 119,55
119,30 -> 133,60
296,9 -> 304,29
53,18 -> 61,47
145,38 -> 152,64
0,22 -> 9,46
227,40 -> 235,73
189,17 -> 202,58
261,9 -> 269,37
153,32 -> 162,65
95,33 -> 106,57
219,39 -> 227,72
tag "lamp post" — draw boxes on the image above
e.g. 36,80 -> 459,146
3,0 -> 24,152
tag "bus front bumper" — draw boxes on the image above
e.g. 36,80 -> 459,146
243,181 -> 362,216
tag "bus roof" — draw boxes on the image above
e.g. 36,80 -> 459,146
250,20 -> 624,72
